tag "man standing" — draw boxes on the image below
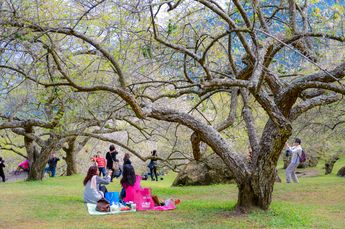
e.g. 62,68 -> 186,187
47,153 -> 60,177
285,138 -> 303,183
106,145 -> 118,181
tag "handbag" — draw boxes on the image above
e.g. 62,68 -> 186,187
96,198 -> 110,212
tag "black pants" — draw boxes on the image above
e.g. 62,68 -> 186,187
99,185 -> 108,194
150,167 -> 158,181
0,170 -> 5,182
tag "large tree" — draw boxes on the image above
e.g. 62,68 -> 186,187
0,0 -> 344,211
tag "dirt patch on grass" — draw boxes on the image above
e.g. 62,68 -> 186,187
219,210 -> 247,218
295,169 -> 320,177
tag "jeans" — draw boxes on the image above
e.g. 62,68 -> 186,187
45,167 -> 56,177
99,167 -> 106,177
286,163 -> 299,183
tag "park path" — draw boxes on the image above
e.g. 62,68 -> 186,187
1,171 -> 28,183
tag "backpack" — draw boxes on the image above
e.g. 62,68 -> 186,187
299,149 -> 307,163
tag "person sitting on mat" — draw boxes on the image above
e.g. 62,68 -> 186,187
83,165 -> 112,204
120,164 -> 179,210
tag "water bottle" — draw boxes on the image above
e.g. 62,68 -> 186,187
131,203 -> 136,211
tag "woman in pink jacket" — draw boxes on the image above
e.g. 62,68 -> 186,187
120,164 -> 177,211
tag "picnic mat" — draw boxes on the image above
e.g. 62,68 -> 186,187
86,203 -> 136,215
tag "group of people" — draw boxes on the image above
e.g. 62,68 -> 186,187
2,138 -> 303,190
0,157 -> 30,182
83,145 -> 164,209
1,143 -> 158,185
90,145 -> 159,182
12,153 -> 60,177
90,145 -> 124,181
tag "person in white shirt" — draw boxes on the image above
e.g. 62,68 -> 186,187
285,138 -> 303,183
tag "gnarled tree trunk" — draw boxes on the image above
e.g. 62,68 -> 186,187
27,144 -> 58,181
63,138 -> 78,176
23,127 -> 45,181
28,156 -> 49,180
22,128 -> 62,181
62,137 -> 89,176
235,121 -> 291,211
64,146 -> 77,176
151,109 -> 291,212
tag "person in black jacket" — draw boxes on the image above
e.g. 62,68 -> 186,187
46,153 -> 60,177
148,150 -> 158,181
0,157 -> 5,182
106,144 -> 118,181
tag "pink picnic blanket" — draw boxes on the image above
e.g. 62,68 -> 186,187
123,175 -> 176,211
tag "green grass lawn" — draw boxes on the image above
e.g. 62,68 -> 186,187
1,160 -> 345,229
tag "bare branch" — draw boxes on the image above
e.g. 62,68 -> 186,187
216,88 -> 239,131
240,89 -> 259,161
196,0 -> 255,59
0,145 -> 27,159
290,94 -> 341,120
1,21 -> 127,87
288,0 -> 297,33
149,6 -> 212,80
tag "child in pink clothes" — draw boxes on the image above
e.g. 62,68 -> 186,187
15,159 -> 29,175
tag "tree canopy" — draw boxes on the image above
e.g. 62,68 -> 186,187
0,0 -> 344,211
